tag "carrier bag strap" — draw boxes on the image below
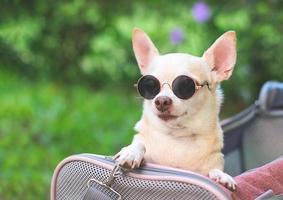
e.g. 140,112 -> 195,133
83,164 -> 123,200
83,186 -> 114,200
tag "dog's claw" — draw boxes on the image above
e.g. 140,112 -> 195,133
209,169 -> 237,191
114,146 -> 144,169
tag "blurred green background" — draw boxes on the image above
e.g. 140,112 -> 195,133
1,0 -> 283,199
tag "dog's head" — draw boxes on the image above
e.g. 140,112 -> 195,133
132,28 -> 236,127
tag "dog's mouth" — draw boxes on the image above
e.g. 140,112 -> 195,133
157,111 -> 188,121
158,114 -> 178,121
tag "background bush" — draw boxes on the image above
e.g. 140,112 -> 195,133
0,0 -> 283,199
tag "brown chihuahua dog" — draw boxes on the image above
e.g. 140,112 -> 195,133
115,28 -> 237,190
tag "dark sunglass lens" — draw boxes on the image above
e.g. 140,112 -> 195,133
172,76 -> 196,99
137,75 -> 160,99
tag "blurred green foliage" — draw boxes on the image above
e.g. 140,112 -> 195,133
1,0 -> 283,199
0,71 -> 140,199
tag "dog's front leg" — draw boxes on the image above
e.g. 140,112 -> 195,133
114,134 -> 146,169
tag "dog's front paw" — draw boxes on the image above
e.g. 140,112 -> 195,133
209,169 -> 237,191
114,146 -> 144,169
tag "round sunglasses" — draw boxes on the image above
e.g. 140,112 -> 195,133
136,75 -> 209,100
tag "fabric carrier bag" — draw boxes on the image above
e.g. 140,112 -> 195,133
50,154 -> 231,200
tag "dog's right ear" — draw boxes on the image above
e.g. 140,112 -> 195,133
132,28 -> 159,75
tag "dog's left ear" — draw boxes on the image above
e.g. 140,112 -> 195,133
203,31 -> 236,82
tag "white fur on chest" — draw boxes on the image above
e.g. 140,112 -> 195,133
136,119 -> 223,175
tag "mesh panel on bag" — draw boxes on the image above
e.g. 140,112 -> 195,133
55,160 -> 219,200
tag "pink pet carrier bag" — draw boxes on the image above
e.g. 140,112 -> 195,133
51,154 -> 231,200
51,81 -> 283,200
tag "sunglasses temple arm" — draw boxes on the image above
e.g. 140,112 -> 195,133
204,81 -> 211,91
197,81 -> 211,91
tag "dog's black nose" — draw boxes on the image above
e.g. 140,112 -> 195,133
155,96 -> 172,112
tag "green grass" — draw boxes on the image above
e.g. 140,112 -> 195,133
0,72 -> 141,199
